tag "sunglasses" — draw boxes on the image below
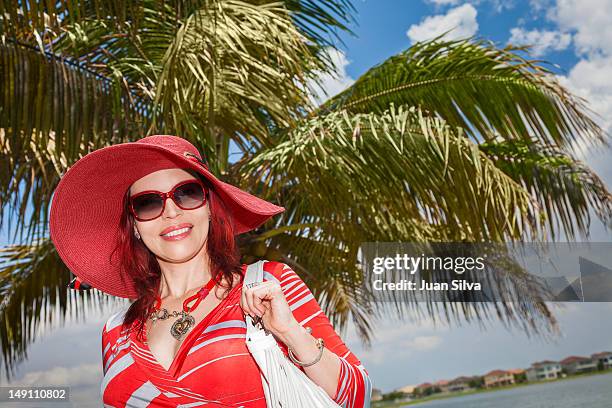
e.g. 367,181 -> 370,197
129,179 -> 208,221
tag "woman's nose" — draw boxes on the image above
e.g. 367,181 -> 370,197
162,196 -> 183,218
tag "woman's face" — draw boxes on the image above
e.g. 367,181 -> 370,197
129,168 -> 210,264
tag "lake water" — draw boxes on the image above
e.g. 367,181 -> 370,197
404,372 -> 612,408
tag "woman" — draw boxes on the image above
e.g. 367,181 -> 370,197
49,135 -> 372,407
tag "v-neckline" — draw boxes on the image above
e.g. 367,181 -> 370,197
130,266 -> 246,379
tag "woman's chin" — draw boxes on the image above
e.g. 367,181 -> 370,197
155,244 -> 206,264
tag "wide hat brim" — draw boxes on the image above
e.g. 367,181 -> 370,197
49,135 -> 285,299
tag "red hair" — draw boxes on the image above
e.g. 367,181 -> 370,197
111,170 -> 244,341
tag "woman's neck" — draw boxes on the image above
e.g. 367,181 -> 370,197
157,254 -> 213,300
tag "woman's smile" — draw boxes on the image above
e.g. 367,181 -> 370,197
160,226 -> 193,241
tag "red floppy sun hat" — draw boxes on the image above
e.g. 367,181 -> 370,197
49,135 -> 285,299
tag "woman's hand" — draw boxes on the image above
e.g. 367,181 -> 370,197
241,280 -> 300,338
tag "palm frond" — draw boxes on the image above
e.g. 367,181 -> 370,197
480,140 -> 612,239
0,1 -> 356,53
279,0 -> 357,75
46,1 -> 351,172
318,34 -> 607,150
281,0 -> 356,47
247,104 -> 537,241
152,0 -> 325,163
238,104 -> 562,338
1,0 -> 353,241
0,42 -> 148,243
0,238 -> 124,378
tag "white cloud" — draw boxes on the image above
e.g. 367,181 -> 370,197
426,0 -> 461,5
11,363 -> 101,387
361,332 -> 444,365
308,47 -> 355,106
529,0 -> 552,12
7,364 -> 104,407
541,0 -> 612,134
549,0 -> 612,58
374,318 -> 449,342
407,4 -> 479,43
505,0 -> 612,135
487,0 -> 516,12
426,0 -> 515,12
403,335 -> 443,351
557,56 -> 612,134
345,315 -> 449,365
508,27 -> 572,56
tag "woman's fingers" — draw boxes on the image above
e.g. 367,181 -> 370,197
242,282 -> 264,317
248,283 -> 271,317
242,281 -> 281,318
241,286 -> 256,318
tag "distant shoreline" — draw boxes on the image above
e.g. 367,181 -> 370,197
373,370 -> 612,407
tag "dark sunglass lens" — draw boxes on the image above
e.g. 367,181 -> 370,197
174,182 -> 205,209
132,194 -> 163,220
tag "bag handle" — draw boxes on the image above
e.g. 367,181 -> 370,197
244,260 -> 266,336
244,259 -> 265,287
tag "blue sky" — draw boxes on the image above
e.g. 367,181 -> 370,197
335,0 -> 580,78
1,0 -> 612,403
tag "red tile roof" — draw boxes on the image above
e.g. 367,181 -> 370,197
484,369 -> 508,377
450,376 -> 473,383
560,356 -> 590,365
532,360 -> 558,367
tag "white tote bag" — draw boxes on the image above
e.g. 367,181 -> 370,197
243,260 -> 341,408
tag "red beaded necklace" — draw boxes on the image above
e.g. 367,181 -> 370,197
149,278 -> 217,341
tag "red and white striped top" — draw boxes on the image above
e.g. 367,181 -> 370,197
101,261 -> 372,407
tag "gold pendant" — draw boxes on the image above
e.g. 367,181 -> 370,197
171,312 -> 195,340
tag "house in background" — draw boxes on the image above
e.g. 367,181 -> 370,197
395,384 -> 416,401
591,352 -> 612,370
483,370 -> 515,388
396,384 -> 417,395
434,379 -> 450,394
526,361 -> 562,381
507,368 -> 527,383
404,350 -> 609,403
560,356 -> 598,374
414,382 -> 433,397
447,376 -> 476,393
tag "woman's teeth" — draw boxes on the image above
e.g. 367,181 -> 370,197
162,227 -> 191,237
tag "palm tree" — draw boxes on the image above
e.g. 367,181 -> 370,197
1,0 -> 610,379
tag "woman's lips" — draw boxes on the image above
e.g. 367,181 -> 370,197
160,226 -> 193,241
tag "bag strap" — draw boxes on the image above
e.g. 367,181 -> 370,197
244,260 -> 266,335
244,259 -> 265,288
